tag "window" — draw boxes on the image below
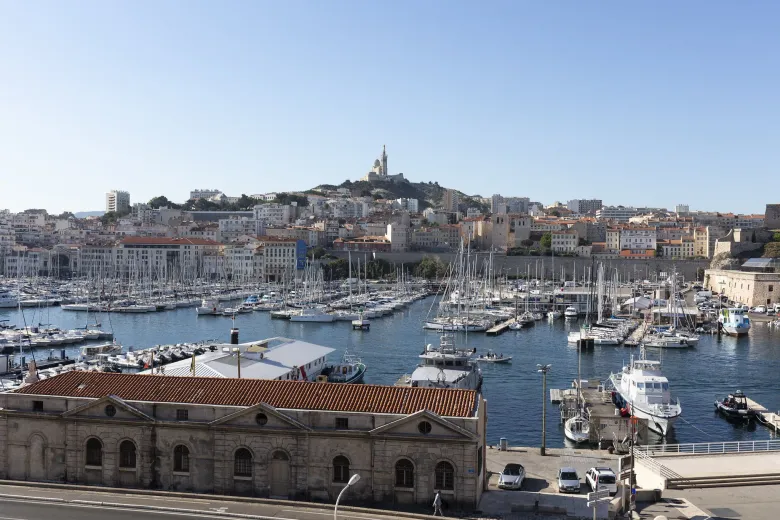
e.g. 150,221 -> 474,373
335,417 -> 349,430
255,413 -> 268,426
105,404 -> 116,417
33,400 -> 43,411
395,459 -> 414,488
86,438 -> 103,467
770,285 -> 774,292
176,409 -> 188,421
435,461 -> 455,490
173,445 -> 190,473
234,448 -> 252,477
119,440 -> 137,469
418,421 -> 432,434
333,455 -> 350,483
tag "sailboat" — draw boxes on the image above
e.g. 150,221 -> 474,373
564,339 -> 590,443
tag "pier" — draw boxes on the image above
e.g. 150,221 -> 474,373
623,320 -> 648,347
486,318 -> 516,336
744,396 -> 780,433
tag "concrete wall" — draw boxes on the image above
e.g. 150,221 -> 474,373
327,250 -> 709,281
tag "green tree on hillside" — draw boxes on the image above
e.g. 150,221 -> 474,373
540,233 -> 552,249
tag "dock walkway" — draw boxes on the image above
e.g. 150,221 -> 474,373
486,318 -> 516,336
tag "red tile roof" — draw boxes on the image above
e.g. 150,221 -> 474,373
15,372 -> 477,418
120,237 -> 219,246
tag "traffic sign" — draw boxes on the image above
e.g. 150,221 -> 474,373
619,469 -> 632,481
587,489 -> 610,501
631,487 -> 636,495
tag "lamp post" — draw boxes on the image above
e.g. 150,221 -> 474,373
537,364 -> 552,456
334,473 -> 360,520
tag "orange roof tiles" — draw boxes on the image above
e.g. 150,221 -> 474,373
120,237 -> 219,246
15,372 -> 477,418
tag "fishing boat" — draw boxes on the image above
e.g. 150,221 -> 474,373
715,390 -> 758,420
476,350 -> 511,364
321,351 -> 366,383
608,348 -> 681,436
718,307 -> 751,336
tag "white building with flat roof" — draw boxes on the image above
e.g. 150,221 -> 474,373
106,190 -> 130,214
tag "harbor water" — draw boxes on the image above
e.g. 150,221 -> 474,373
3,298 -> 780,447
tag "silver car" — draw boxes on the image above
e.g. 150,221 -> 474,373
557,467 -> 580,493
498,463 -> 525,490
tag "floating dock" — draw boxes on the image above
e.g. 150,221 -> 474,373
486,318 -> 516,336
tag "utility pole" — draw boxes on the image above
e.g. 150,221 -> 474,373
537,364 -> 552,456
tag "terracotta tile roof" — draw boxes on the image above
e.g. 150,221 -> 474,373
15,372 -> 477,418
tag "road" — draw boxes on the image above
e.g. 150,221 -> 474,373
0,484 -> 423,520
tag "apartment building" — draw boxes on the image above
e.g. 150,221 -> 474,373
248,237 -> 297,282
659,237 -> 695,259
115,237 -> 220,278
618,227 -> 656,251
411,225 -> 460,250
106,190 -> 131,214
596,206 -> 639,222
253,204 -> 293,226
442,190 -> 459,213
218,217 -> 262,242
551,230 -> 579,253
567,199 -> 603,214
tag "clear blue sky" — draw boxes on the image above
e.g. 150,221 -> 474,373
1,1 -> 778,214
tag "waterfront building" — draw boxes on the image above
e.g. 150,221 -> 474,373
618,227 -> 656,251
115,237 -> 221,278
333,236 -> 392,253
411,225 -> 460,250
248,236 -> 297,282
3,246 -> 51,277
106,190 -> 130,215
189,189 -> 223,200
705,264 -> 780,307
658,237 -> 695,259
1,371 -> 487,509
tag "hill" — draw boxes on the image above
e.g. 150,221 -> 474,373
315,179 -> 489,214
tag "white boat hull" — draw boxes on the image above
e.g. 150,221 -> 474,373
564,417 -> 590,443
722,325 -> 750,336
289,314 -> 334,323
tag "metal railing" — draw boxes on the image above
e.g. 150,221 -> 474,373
636,439 -> 780,456
634,449 -> 685,481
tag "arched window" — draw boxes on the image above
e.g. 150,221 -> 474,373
173,445 -> 190,473
333,455 -> 350,483
119,440 -> 137,469
86,438 -> 103,467
435,461 -> 454,490
395,458 -> 414,488
234,448 -> 252,477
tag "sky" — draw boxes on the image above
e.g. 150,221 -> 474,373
1,1 -> 779,214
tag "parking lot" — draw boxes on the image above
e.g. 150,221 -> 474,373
486,445 -> 620,493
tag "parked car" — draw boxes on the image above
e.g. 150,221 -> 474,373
755,305 -> 767,314
557,467 -> 581,493
585,467 -> 617,495
498,463 -> 525,490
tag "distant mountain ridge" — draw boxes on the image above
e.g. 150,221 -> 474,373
74,211 -> 105,218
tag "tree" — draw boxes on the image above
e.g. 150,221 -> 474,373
56,211 -> 76,219
148,195 -> 181,209
540,233 -> 552,249
521,239 -> 534,247
99,211 -> 118,226
773,232 -> 780,242
549,209 -> 561,217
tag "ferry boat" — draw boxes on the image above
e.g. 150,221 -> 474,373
718,307 -> 751,336
400,334 -> 482,390
608,350 -> 681,436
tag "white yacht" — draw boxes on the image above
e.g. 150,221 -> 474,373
609,351 -> 681,436
0,290 -> 18,309
718,308 -> 751,336
196,299 -> 223,316
564,416 -> 590,443
289,306 -> 334,323
400,334 -> 482,390
564,306 -> 579,318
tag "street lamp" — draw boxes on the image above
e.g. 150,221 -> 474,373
537,364 -> 552,456
334,473 -> 360,520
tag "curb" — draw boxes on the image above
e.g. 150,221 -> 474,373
0,480 -> 438,519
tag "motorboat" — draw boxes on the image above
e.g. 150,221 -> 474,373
715,390 -> 758,420
547,309 -> 563,320
289,306 -> 335,323
401,334 -> 482,390
608,348 -> 681,436
351,311 -> 370,330
508,320 -> 524,330
718,308 -> 751,336
564,306 -> 578,319
79,341 -> 122,362
476,350 -> 511,364
564,416 -> 590,443
0,290 -> 18,309
196,299 -> 222,316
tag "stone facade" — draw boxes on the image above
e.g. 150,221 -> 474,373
704,269 -> 780,307
0,392 -> 486,510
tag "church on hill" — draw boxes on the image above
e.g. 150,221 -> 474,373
360,145 -> 407,183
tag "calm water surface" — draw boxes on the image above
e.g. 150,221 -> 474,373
3,299 -> 780,447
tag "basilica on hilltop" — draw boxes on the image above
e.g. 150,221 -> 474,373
360,145 -> 407,183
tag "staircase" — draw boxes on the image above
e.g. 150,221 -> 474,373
667,472 -> 780,489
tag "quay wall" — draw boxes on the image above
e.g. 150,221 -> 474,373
326,251 -> 709,281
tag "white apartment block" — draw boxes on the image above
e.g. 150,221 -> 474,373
253,237 -> 297,282
106,190 -> 131,214
221,243 -> 263,281
11,212 -> 46,231
619,227 -> 656,251
567,199 -> 603,214
411,226 -> 460,250
190,189 -> 222,200
115,237 -> 220,278
328,199 -> 369,219
596,206 -> 639,222
218,217 -> 261,242
386,223 -> 410,252
551,230 -> 579,253
253,204 -> 293,226
395,198 -> 419,213
4,246 -> 51,277
78,245 -> 116,277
